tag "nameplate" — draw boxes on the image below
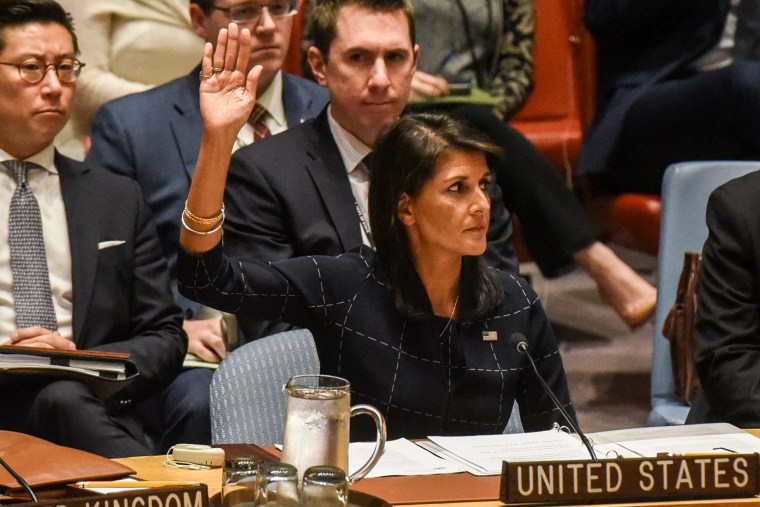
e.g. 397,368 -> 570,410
11,483 -> 209,507
500,454 -> 760,504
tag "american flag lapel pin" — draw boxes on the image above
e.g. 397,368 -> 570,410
482,330 -> 498,342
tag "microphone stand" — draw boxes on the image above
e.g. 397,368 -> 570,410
516,340 -> 598,461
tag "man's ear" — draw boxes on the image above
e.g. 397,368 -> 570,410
308,47 -> 328,86
397,193 -> 415,226
189,4 -> 209,40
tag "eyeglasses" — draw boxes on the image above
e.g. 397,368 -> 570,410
0,58 -> 85,83
212,1 -> 298,24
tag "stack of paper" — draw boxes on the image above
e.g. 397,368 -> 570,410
414,423 -> 760,476
345,423 -> 760,478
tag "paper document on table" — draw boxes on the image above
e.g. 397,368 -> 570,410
348,438 -> 465,478
77,479 -> 143,494
427,430 -> 591,476
589,422 -> 760,458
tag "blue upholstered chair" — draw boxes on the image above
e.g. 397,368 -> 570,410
648,161 -> 760,426
210,329 -> 320,444
210,327 -> 524,442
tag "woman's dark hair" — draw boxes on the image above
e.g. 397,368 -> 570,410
0,0 -> 78,54
368,112 -> 503,319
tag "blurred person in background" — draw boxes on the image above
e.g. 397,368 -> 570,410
55,0 -> 204,159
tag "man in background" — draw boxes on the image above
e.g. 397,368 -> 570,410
0,0 -> 186,457
86,0 -> 328,446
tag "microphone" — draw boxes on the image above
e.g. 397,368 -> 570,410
0,455 -> 37,502
512,333 -> 598,461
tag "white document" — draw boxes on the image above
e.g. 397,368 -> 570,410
424,423 -> 760,476
590,422 -> 760,458
426,430 -> 592,476
348,438 -> 465,478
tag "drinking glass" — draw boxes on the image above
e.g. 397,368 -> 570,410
300,466 -> 349,507
257,462 -> 299,507
222,456 -> 261,507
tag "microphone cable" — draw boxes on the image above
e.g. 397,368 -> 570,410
0,454 -> 38,502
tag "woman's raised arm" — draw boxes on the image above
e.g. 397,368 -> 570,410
180,23 -> 262,254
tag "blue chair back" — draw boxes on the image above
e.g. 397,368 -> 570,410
210,329 -> 320,444
649,161 -> 760,426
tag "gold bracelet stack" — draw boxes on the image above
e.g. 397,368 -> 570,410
182,200 -> 225,235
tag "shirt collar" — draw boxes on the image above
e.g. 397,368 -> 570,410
255,70 -> 286,129
0,144 -> 58,174
326,104 -> 372,175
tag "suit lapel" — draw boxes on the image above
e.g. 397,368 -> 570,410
170,67 -> 204,181
282,73 -> 314,127
304,111 -> 364,250
56,152 -> 97,344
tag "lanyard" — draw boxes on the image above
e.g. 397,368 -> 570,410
354,200 -> 375,249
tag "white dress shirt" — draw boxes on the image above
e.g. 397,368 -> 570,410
326,105 -> 373,247
0,145 -> 74,342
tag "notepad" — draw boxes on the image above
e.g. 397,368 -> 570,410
0,345 -> 130,377
0,345 -> 138,399
408,86 -> 501,107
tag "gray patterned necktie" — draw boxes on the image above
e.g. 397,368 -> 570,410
5,160 -> 58,331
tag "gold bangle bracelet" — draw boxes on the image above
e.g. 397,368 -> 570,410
184,200 -> 224,225
181,213 -> 224,235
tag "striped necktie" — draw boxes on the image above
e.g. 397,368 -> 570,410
251,104 -> 272,142
5,160 -> 58,331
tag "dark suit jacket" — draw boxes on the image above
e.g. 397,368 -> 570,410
694,170 -> 760,426
224,108 -> 518,341
178,244 -> 571,440
54,152 -> 186,403
86,67 -> 328,316
578,0 -> 729,176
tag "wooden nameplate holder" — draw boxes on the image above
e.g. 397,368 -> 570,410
501,454 -> 760,504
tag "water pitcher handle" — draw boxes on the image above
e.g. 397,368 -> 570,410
347,404 -> 386,484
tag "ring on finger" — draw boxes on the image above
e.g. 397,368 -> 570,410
199,70 -> 214,79
212,67 -> 224,73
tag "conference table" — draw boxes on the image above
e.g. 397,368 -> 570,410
114,432 -> 760,507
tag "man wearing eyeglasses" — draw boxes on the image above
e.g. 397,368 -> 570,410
0,0 -> 186,457
85,0 -> 327,448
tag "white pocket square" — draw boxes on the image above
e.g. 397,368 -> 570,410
98,240 -> 126,250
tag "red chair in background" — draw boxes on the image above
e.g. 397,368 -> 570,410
281,1 -> 307,75
510,0 -> 595,180
509,0 -> 661,257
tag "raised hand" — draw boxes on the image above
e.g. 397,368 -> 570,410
181,23 -> 263,254
199,23 -> 263,136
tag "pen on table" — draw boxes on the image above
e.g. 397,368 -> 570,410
75,481 -> 200,488
656,452 -> 736,458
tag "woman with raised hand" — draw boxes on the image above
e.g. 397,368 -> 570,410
178,23 -> 574,439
